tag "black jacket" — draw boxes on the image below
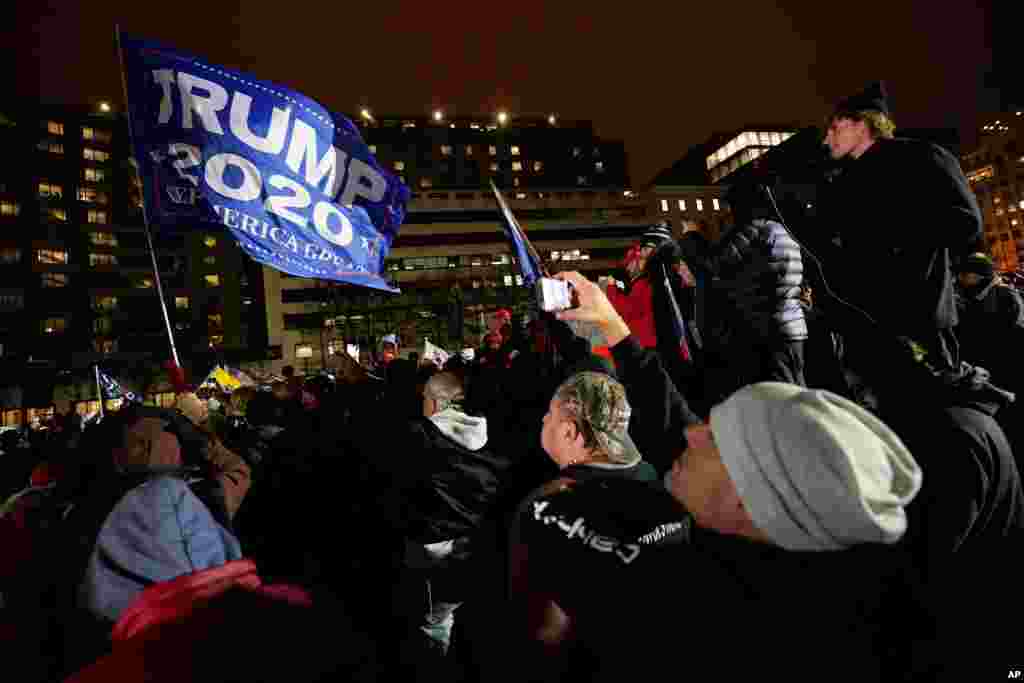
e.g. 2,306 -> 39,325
819,137 -> 982,343
389,413 -> 511,545
611,336 -> 703,476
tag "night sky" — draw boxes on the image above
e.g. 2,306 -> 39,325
4,1 -> 1000,186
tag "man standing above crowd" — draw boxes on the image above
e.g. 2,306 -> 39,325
819,81 -> 982,371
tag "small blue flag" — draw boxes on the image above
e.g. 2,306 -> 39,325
490,181 -> 544,285
119,34 -> 409,292
97,369 -> 141,404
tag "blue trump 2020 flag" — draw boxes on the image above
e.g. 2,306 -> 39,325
119,34 -> 409,292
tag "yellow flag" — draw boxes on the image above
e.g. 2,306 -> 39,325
212,366 -> 242,390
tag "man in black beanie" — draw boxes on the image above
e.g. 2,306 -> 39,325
818,81 -> 982,373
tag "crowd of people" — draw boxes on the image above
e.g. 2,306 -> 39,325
2,82 -> 1024,681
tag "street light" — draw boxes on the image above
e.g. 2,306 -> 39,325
98,102 -> 111,113
433,109 -> 444,122
497,111 -> 508,126
360,108 -> 373,122
548,114 -> 557,125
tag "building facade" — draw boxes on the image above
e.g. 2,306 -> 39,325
0,104 -> 266,424
961,112 -> 1024,271
355,113 -> 628,192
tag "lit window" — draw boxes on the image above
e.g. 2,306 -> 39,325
696,199 -> 704,211
90,231 -> 117,246
533,161 -> 543,172
465,145 -> 474,157
204,235 -> 217,248
84,168 -> 106,182
489,162 -> 498,172
713,198 -> 720,211
207,313 -> 223,329
38,141 -> 64,154
81,127 -> 109,142
46,121 -> 64,135
41,273 -> 69,288
87,209 -> 107,224
511,146 -> 521,156
512,161 -> 523,172
1,201 -> 19,216
49,208 -> 67,222
419,178 -> 433,189
770,132 -> 782,145
504,275 -> 514,286
0,248 -> 21,263
92,296 -> 118,312
515,192 -> 527,199
660,199 -> 669,213
209,335 -> 224,346
204,274 -> 221,287
89,253 -> 118,266
77,188 -> 108,204
175,297 -> 190,310
204,255 -> 216,265
994,196 -> 1001,204
94,316 -> 113,335
595,161 -> 604,172
368,145 -> 377,154
42,317 -> 67,334
83,148 -> 110,162
515,275 -> 523,286
394,160 -> 405,171
677,199 -> 686,211
440,145 -> 453,156
36,249 -> 68,264
38,182 -> 63,198
489,146 -> 497,156
550,251 -> 561,261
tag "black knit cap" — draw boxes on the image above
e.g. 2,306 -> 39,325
834,81 -> 890,117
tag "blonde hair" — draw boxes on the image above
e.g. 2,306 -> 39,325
831,109 -> 896,140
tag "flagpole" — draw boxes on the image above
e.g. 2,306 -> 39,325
94,365 -> 105,420
114,25 -> 181,369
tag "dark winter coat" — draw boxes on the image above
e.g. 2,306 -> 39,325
708,218 -> 807,341
387,412 -> 511,545
819,137 -> 982,346
956,278 -> 1024,389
